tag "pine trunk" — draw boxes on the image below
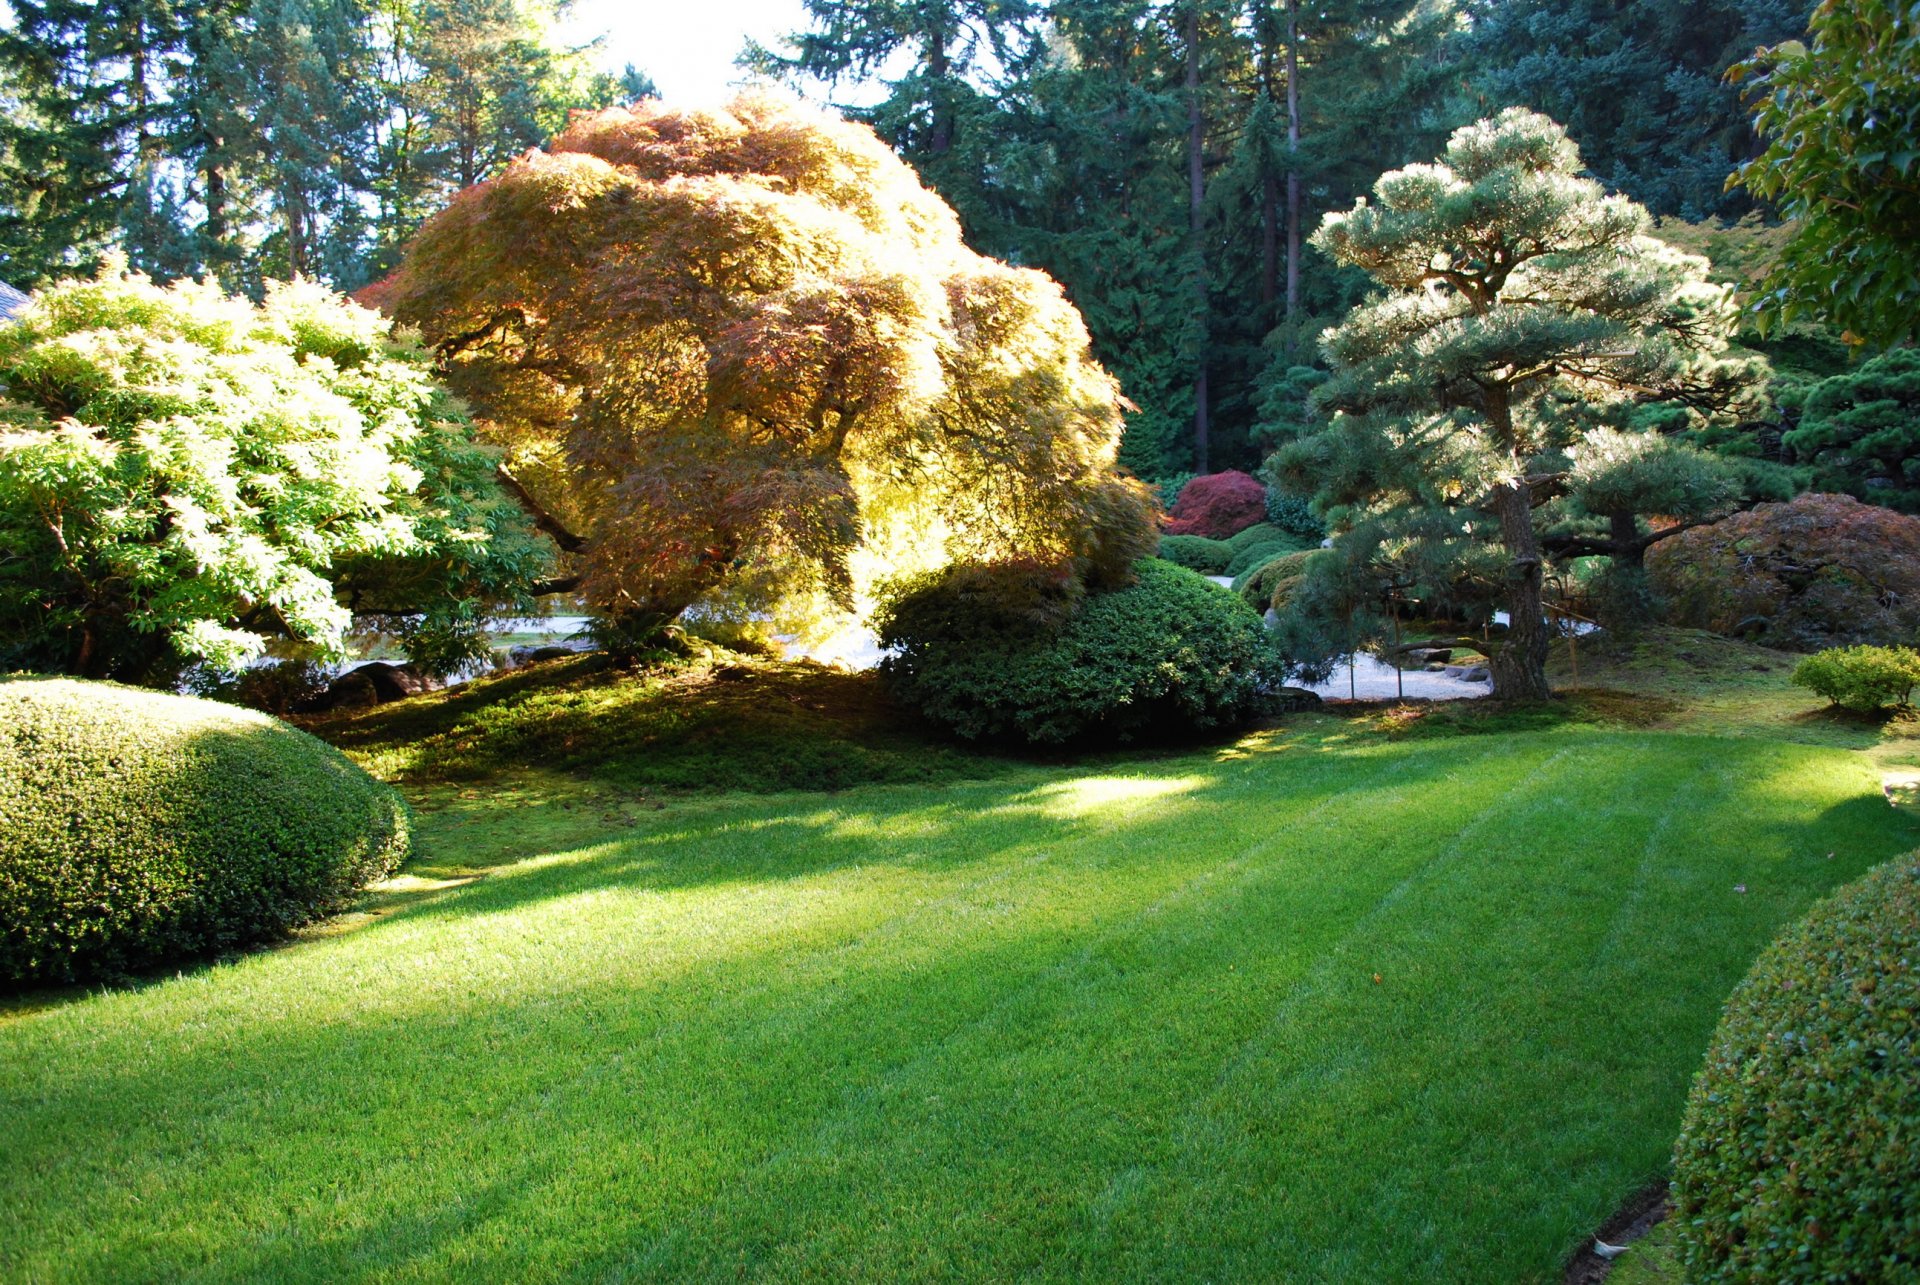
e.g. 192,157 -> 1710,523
1490,478 -> 1553,700
1185,2 -> 1210,473
928,22 -> 951,155
1283,0 -> 1301,321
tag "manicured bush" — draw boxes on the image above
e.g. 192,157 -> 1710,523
876,558 -> 1284,744
1225,536 -> 1309,583
1158,534 -> 1234,575
1164,470 -> 1268,538
0,678 -> 411,984
1253,549 -> 1328,614
1225,522 -> 1287,555
1646,493 -> 1920,649
1791,645 -> 1920,711
1671,851 -> 1920,1282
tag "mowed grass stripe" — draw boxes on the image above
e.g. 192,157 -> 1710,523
612,741 -> 1554,1279
1,736 -> 1510,1282
0,732 -> 1911,1283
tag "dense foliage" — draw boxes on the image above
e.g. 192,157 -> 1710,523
0,677 -> 410,983
1164,470 -> 1268,538
0,269 -> 548,683
1647,493 -> 1920,650
1729,0 -> 1920,346
1791,645 -> 1920,712
0,0 -> 641,289
876,557 -> 1282,744
1672,850 -> 1920,1282
373,94 -> 1154,642
1279,109 -> 1758,698
1157,534 -> 1233,575
1783,348 -> 1920,513
1460,0 -> 1805,220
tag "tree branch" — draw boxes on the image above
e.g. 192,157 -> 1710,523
496,464 -> 586,553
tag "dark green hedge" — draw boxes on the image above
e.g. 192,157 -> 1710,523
1672,850 -> 1920,1281
0,678 -> 411,984
1225,536 -> 1309,585
1157,534 -> 1233,575
876,558 -> 1284,744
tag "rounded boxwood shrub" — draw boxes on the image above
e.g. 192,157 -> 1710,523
876,557 -> 1284,744
1791,644 -> 1920,712
1225,536 -> 1308,584
0,678 -> 411,984
1158,534 -> 1234,574
1252,549 -> 1327,613
1671,851 -> 1920,1282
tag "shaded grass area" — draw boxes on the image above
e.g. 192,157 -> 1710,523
2,727 -> 1913,1282
1345,627 -> 1920,798
297,652 -> 1011,793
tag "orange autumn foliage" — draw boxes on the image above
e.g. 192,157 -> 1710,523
369,92 -> 1154,631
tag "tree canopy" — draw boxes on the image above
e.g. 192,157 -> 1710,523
0,266 -> 549,682
1729,0 -> 1920,346
1283,108 -> 1758,698
370,92 -> 1155,640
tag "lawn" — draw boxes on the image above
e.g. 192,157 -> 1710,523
3,713 -> 1913,1281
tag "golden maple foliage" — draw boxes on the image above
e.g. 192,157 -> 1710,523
370,91 -> 1154,635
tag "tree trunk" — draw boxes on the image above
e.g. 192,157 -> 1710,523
1608,508 -> 1642,569
1185,1 -> 1210,473
1490,478 -> 1553,700
927,19 -> 952,155
1283,0 -> 1301,322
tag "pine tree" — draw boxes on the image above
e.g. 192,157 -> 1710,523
1289,109 -> 1759,698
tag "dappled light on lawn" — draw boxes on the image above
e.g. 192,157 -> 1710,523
3,728 -> 1913,1281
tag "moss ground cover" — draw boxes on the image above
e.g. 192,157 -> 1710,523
2,712 -> 1912,1281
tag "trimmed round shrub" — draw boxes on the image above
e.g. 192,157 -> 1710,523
1791,645 -> 1920,711
1158,534 -> 1234,574
0,678 -> 411,984
1164,470 -> 1268,538
1672,851 -> 1920,1282
1225,536 -> 1309,583
1225,522 -> 1287,555
1254,549 -> 1328,613
876,558 -> 1284,744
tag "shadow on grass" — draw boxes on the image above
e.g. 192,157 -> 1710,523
4,730 -> 1916,1282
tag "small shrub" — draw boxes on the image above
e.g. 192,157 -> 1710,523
1790,644 -> 1920,711
1225,536 -> 1308,583
1672,851 -> 1920,1282
1225,522 -> 1287,555
186,658 -> 336,715
1152,473 -> 1196,511
1257,549 -> 1328,613
1158,534 -> 1234,575
1164,470 -> 1268,538
0,678 -> 411,984
1265,490 -> 1326,540
876,558 -> 1284,744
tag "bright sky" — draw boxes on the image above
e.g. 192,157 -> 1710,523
560,0 -> 888,108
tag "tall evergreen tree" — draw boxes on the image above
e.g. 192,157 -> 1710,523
0,0 -> 189,282
1460,0 -> 1808,220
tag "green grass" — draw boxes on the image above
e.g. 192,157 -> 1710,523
299,652 -> 1010,792
1605,1218 -> 1682,1285
3,721 -> 1913,1281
